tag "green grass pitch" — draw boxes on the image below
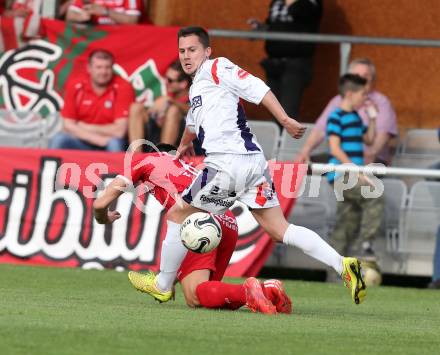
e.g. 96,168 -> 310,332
1,264 -> 439,355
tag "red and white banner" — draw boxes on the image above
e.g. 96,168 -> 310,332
0,19 -> 179,115
0,148 -> 305,276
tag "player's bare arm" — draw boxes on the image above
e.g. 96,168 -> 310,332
260,90 -> 306,139
93,177 -> 127,224
175,127 -> 197,159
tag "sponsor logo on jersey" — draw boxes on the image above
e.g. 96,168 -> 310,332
191,95 -> 202,112
209,185 -> 236,198
200,194 -> 234,208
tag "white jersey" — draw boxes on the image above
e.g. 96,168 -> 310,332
186,57 -> 270,155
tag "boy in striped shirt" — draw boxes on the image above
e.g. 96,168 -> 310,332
327,74 -> 383,258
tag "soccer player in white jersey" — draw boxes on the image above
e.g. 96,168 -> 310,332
135,26 -> 366,305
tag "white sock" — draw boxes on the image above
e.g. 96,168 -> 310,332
283,224 -> 343,275
156,221 -> 187,291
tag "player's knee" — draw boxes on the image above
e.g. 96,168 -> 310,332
266,220 -> 288,242
263,224 -> 284,242
166,205 -> 179,222
269,230 -> 284,242
182,286 -> 200,308
185,295 -> 200,308
166,203 -> 189,223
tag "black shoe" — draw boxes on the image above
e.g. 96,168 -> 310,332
427,279 -> 440,289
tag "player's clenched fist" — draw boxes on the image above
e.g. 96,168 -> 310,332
285,119 -> 307,139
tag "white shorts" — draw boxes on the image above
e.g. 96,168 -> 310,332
182,153 -> 280,214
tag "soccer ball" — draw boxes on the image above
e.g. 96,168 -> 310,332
180,212 -> 222,253
361,260 -> 382,287
363,267 -> 382,287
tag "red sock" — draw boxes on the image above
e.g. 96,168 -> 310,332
196,281 -> 246,310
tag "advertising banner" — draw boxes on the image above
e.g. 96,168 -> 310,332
0,148 -> 305,276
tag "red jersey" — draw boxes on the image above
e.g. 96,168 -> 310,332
70,0 -> 141,25
120,152 -> 239,281
120,152 -> 198,210
61,75 -> 134,124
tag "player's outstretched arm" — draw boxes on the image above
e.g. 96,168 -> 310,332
93,177 -> 127,224
175,127 -> 197,160
260,91 -> 306,139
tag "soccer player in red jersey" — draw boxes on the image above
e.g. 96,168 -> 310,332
93,144 -> 291,314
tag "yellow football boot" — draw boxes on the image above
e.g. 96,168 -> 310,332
341,257 -> 367,305
128,271 -> 173,303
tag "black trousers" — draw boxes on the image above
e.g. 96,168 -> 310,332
263,56 -> 313,120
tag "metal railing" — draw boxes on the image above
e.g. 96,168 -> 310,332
209,29 -> 440,48
310,164 -> 440,179
209,29 -> 440,74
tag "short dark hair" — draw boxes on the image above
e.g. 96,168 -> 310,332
156,143 -> 177,153
338,74 -> 367,97
169,59 -> 191,84
177,26 -> 210,48
88,49 -> 114,64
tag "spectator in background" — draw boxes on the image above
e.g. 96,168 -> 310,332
57,0 -> 74,20
49,49 -> 134,151
128,60 -> 191,153
326,74 -> 383,259
3,0 -> 40,17
66,0 -> 142,25
249,0 -> 322,120
297,58 -> 398,165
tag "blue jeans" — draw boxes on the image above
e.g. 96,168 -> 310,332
49,132 -> 126,152
433,226 -> 440,282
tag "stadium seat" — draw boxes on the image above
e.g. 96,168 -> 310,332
399,128 -> 440,155
277,123 -> 329,162
399,180 -> 440,255
247,120 -> 281,159
43,111 -> 63,147
391,153 -> 440,188
391,154 -> 440,169
0,110 -> 45,148
0,110 -> 62,148
381,178 -> 408,253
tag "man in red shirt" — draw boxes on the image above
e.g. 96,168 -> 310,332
128,60 -> 191,153
3,0 -> 36,17
93,145 -> 292,314
49,49 -> 134,151
66,0 -> 142,25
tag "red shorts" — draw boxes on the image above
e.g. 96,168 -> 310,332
177,212 -> 238,282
